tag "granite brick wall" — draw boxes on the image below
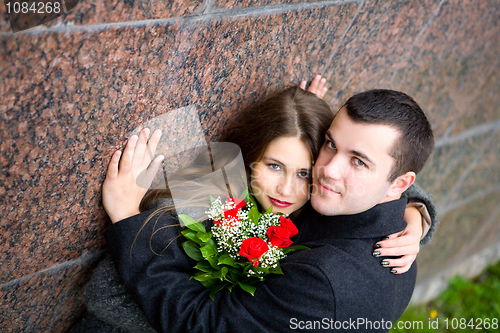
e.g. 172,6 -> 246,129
1,0 -> 499,331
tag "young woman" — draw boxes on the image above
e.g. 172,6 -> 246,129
80,77 -> 435,332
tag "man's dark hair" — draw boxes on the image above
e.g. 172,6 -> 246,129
343,89 -> 434,182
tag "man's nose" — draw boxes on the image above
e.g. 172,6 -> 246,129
320,154 -> 344,180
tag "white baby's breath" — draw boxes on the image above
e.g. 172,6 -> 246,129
207,198 -> 289,268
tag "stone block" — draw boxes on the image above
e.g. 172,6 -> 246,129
416,192 -> 500,283
321,0 -> 438,110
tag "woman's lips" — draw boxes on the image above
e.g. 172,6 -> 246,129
268,196 -> 293,208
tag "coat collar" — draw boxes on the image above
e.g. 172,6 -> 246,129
294,198 -> 408,244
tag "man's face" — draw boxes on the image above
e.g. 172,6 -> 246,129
310,107 -> 401,216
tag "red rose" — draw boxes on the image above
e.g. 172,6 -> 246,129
229,197 -> 246,210
267,225 -> 294,248
223,197 -> 246,222
239,237 -> 269,267
279,215 -> 298,237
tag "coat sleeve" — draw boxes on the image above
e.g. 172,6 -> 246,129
105,210 -> 336,333
402,183 -> 439,245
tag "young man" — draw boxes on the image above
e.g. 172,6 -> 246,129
102,89 -> 434,332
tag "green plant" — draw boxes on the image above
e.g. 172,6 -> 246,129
391,260 -> 500,332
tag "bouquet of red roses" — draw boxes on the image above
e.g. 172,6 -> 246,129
179,189 -> 308,300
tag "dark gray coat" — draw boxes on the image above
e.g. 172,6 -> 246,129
103,198 -> 415,333
71,184 -> 437,332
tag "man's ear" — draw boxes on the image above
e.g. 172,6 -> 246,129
387,171 -> 416,197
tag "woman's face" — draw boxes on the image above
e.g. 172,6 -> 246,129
250,136 -> 312,215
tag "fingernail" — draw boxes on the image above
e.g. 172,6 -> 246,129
372,251 -> 381,257
391,269 -> 398,274
381,261 -> 390,266
383,237 -> 390,241
373,243 -> 381,249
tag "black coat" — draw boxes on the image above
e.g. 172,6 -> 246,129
106,197 -> 415,333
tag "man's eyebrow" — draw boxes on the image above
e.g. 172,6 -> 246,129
349,149 -> 375,166
326,130 -> 375,166
325,131 -> 334,142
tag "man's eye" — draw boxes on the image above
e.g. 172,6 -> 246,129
327,141 -> 337,150
353,158 -> 366,167
298,171 -> 310,179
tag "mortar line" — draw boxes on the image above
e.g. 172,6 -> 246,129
0,249 -> 105,289
426,120 -> 500,193
437,184 -> 500,216
435,119 -> 500,148
414,241 -> 500,304
321,1 -> 365,77
390,0 -> 445,83
200,0 -> 216,14
452,205 -> 500,270
408,0 -> 446,56
0,0 -> 362,36
440,128 -> 498,207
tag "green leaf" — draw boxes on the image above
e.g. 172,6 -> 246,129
210,195 -> 216,205
238,187 -> 249,200
269,263 -> 283,275
247,193 -> 258,207
197,231 -> 212,242
247,206 -> 260,225
182,240 -> 203,261
181,230 -> 203,244
209,282 -> 229,301
199,279 -> 216,288
206,255 -> 220,270
212,267 -> 228,281
264,205 -> 273,214
283,245 -> 310,254
200,244 -> 218,258
192,273 -> 217,282
218,254 -> 238,267
178,214 -> 206,233
229,270 -> 240,283
238,281 -> 257,296
251,266 -> 270,275
194,260 -> 215,273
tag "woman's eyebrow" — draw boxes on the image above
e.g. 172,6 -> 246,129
262,156 -> 311,171
262,156 -> 284,165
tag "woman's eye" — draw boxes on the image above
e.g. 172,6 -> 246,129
298,171 -> 310,179
268,163 -> 282,171
353,158 -> 366,167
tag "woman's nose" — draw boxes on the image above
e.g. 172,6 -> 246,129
277,177 -> 293,196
